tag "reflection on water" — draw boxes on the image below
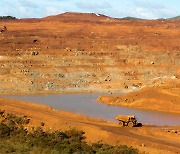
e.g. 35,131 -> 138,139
1,94 -> 180,126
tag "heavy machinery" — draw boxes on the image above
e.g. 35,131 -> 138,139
115,115 -> 137,127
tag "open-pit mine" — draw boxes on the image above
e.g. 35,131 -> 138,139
0,12 -> 179,94
0,12 -> 180,153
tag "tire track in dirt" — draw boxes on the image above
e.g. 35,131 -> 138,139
99,125 -> 180,149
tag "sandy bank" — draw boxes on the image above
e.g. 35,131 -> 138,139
98,82 -> 180,114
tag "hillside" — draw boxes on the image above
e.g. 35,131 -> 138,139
0,12 -> 180,154
121,16 -> 144,20
43,12 -> 118,23
168,16 -> 180,20
0,12 -> 179,95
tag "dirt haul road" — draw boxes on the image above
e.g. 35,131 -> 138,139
0,97 -> 180,154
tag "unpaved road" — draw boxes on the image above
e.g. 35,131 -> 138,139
0,97 -> 180,154
101,125 -> 180,149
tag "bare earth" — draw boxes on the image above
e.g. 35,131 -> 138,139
0,13 -> 179,96
98,81 -> 180,114
0,97 -> 180,154
0,98 -> 180,153
0,13 -> 180,153
0,12 -> 179,113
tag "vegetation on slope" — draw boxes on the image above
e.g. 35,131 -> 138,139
121,17 -> 144,20
168,16 -> 180,20
0,16 -> 16,20
0,110 -> 138,154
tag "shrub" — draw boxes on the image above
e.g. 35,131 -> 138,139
65,128 -> 86,141
24,118 -> 30,124
14,116 -> 23,125
0,110 -> 5,117
0,113 -> 138,154
0,122 -> 11,138
7,119 -> 16,128
41,122 -> 45,126
6,113 -> 16,120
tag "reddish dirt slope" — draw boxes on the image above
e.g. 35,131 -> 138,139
0,12 -> 179,96
98,81 -> 180,113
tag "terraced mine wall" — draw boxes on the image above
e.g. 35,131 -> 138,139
0,16 -> 179,94
0,47 -> 179,94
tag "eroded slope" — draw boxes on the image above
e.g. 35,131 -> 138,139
0,13 -> 179,94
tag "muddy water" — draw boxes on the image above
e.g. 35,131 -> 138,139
1,94 -> 180,126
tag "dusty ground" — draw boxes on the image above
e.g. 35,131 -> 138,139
0,12 -> 179,95
0,12 -> 180,153
0,97 -> 180,154
98,81 -> 180,113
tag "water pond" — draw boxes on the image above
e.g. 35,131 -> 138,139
1,94 -> 180,126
